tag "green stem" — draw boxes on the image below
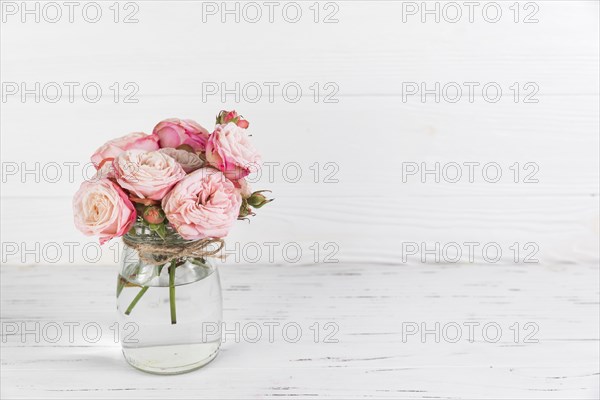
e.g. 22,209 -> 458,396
124,286 -> 149,315
169,261 -> 177,324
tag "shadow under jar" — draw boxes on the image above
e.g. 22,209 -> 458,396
116,223 -> 223,375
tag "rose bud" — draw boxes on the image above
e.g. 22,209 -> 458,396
247,190 -> 273,209
216,110 -> 237,124
238,199 -> 255,219
236,118 -> 249,129
143,206 -> 165,224
224,110 -> 238,122
216,110 -> 250,128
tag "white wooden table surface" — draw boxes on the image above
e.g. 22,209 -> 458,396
1,1 -> 599,398
2,262 -> 598,399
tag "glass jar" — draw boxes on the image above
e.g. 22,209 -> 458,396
116,223 -> 222,374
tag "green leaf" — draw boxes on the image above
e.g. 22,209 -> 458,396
156,224 -> 168,239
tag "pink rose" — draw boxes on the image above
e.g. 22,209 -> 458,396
92,160 -> 115,181
73,179 -> 136,245
90,132 -> 159,168
234,178 -> 252,199
153,118 -> 210,151
216,110 -> 249,129
158,148 -> 204,173
162,168 -> 242,239
114,150 -> 186,200
205,122 -> 261,180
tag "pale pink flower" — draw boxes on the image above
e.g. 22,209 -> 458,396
234,178 -> 252,199
114,150 -> 186,200
91,161 -> 114,181
205,122 -> 261,180
90,132 -> 159,168
153,118 -> 210,150
162,168 -> 242,239
158,148 -> 204,173
73,179 -> 136,244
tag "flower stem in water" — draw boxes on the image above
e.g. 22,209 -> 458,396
169,261 -> 177,324
125,286 -> 149,315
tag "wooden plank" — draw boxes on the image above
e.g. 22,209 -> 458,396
1,195 -> 598,266
1,1 -> 598,96
1,96 -> 598,198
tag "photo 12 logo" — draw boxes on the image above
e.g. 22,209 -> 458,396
1,82 -> 140,104
1,321 -> 139,344
401,241 -> 540,264
206,321 -> 340,344
402,321 -> 540,343
401,161 -> 539,184
1,2 -> 140,23
200,1 -> 340,23
402,82 -> 540,103
202,81 -> 339,104
400,1 -> 540,24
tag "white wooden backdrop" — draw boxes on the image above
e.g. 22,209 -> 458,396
1,0 -> 599,266
1,0 -> 599,398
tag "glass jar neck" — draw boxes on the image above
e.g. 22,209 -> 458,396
125,221 -> 197,246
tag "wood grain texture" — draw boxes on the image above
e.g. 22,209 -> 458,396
2,96 -> 599,196
1,1 -> 599,95
1,263 -> 599,399
1,194 -> 599,266
1,1 -> 599,397
3,97 -> 599,265
1,97 -> 599,263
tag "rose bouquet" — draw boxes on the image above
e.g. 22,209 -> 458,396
74,110 -> 271,244
73,111 -> 272,325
